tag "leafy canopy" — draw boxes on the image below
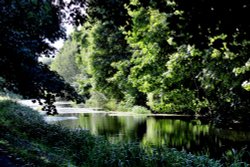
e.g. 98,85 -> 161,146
0,0 -> 86,114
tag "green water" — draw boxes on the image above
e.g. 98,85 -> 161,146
49,113 -> 250,158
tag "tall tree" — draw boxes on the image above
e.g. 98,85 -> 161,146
74,0 -> 147,106
0,0 -> 85,114
125,0 -> 250,123
51,39 -> 80,84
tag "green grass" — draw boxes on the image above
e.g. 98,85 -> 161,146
0,98 -> 249,166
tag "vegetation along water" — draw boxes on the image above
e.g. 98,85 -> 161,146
0,99 -> 249,166
47,112 -> 250,160
1,0 -> 250,166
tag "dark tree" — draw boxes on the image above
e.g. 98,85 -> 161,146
138,0 -> 250,49
0,0 -> 86,114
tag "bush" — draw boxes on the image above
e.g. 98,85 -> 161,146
85,91 -> 108,108
131,105 -> 151,114
116,101 -> 131,112
104,98 -> 118,111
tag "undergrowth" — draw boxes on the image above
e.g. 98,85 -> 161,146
0,99 -> 249,166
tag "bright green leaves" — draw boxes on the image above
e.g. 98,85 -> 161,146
233,59 -> 250,91
124,4 -> 207,113
125,7 -> 173,93
242,81 -> 250,91
233,64 -> 250,77
160,46 -> 207,113
210,49 -> 221,59
57,0 -> 250,119
74,20 -> 133,101
148,88 -> 203,113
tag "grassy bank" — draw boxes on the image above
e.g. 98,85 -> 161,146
0,98 -> 248,166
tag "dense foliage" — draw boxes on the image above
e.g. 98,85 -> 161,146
1,0 -> 249,165
51,0 -> 250,127
69,0 -> 147,109
124,1 -> 250,126
0,0 -> 86,114
124,0 -> 250,126
1,99 -> 248,166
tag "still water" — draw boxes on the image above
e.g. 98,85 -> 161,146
46,112 -> 250,159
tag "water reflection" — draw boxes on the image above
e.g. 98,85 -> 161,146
143,118 -> 209,147
56,113 -> 147,143
49,113 -> 250,158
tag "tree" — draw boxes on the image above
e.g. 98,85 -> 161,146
51,39 -> 81,84
125,0 -> 250,123
124,3 -> 203,113
164,0 -> 250,120
73,0 -> 147,107
0,0 -> 85,114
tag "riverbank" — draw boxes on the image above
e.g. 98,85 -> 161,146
18,100 -> 204,118
0,99 -> 248,166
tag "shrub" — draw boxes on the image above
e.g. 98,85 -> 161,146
116,101 -> 132,112
131,105 -> 151,114
104,98 -> 118,111
85,91 -> 108,108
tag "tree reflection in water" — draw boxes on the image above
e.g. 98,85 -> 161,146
52,113 -> 250,159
